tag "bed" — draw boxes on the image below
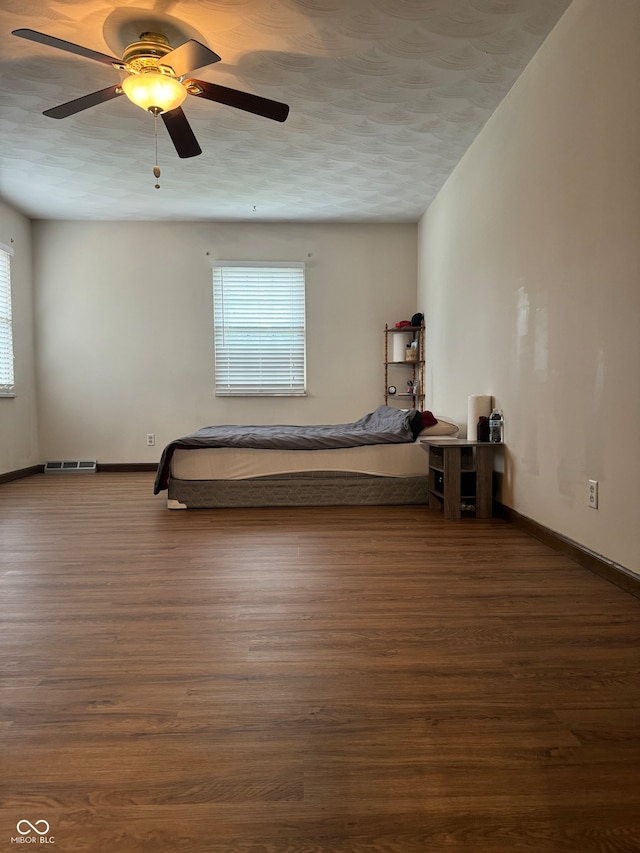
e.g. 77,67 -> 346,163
153,406 -> 459,509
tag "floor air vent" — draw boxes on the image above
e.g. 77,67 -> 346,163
45,460 -> 97,473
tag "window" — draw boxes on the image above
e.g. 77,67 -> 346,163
213,262 -> 306,396
0,242 -> 14,397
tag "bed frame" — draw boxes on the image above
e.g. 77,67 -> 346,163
167,470 -> 430,509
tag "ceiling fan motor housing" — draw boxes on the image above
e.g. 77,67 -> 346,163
121,32 -> 175,75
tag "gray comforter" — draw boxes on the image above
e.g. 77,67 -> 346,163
154,405 -> 419,493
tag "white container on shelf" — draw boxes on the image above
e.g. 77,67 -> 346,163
392,332 -> 412,362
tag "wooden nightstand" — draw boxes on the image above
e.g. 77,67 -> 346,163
420,438 -> 499,520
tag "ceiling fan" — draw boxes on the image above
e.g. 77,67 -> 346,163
11,28 -> 290,159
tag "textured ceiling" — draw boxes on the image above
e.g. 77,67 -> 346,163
0,0 -> 572,222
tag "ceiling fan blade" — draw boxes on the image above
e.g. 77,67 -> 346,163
161,107 -> 202,158
12,28 -> 119,66
187,79 -> 289,123
161,40 -> 221,77
43,86 -> 123,119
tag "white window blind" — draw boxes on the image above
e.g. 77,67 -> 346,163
0,242 -> 15,396
213,262 -> 306,396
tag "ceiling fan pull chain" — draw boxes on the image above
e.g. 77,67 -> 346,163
153,110 -> 161,189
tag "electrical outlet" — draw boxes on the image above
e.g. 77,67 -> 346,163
588,479 -> 598,509
146,433 -> 155,447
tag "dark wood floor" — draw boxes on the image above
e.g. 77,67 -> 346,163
1,473 -> 640,852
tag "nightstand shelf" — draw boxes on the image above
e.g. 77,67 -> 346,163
421,439 -> 499,519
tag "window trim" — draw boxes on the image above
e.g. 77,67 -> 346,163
212,260 -> 307,397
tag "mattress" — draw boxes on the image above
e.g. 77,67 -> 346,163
170,440 -> 428,481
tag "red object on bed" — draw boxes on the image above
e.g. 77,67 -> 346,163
420,411 -> 438,429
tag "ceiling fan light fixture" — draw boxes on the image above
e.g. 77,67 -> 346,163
121,71 -> 186,113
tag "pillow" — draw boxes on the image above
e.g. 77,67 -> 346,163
420,410 -> 438,428
418,416 -> 460,437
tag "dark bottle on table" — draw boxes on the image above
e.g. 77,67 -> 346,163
477,416 -> 490,442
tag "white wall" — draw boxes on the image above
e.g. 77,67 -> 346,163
0,201 -> 38,475
33,220 -> 417,463
418,0 -> 640,575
